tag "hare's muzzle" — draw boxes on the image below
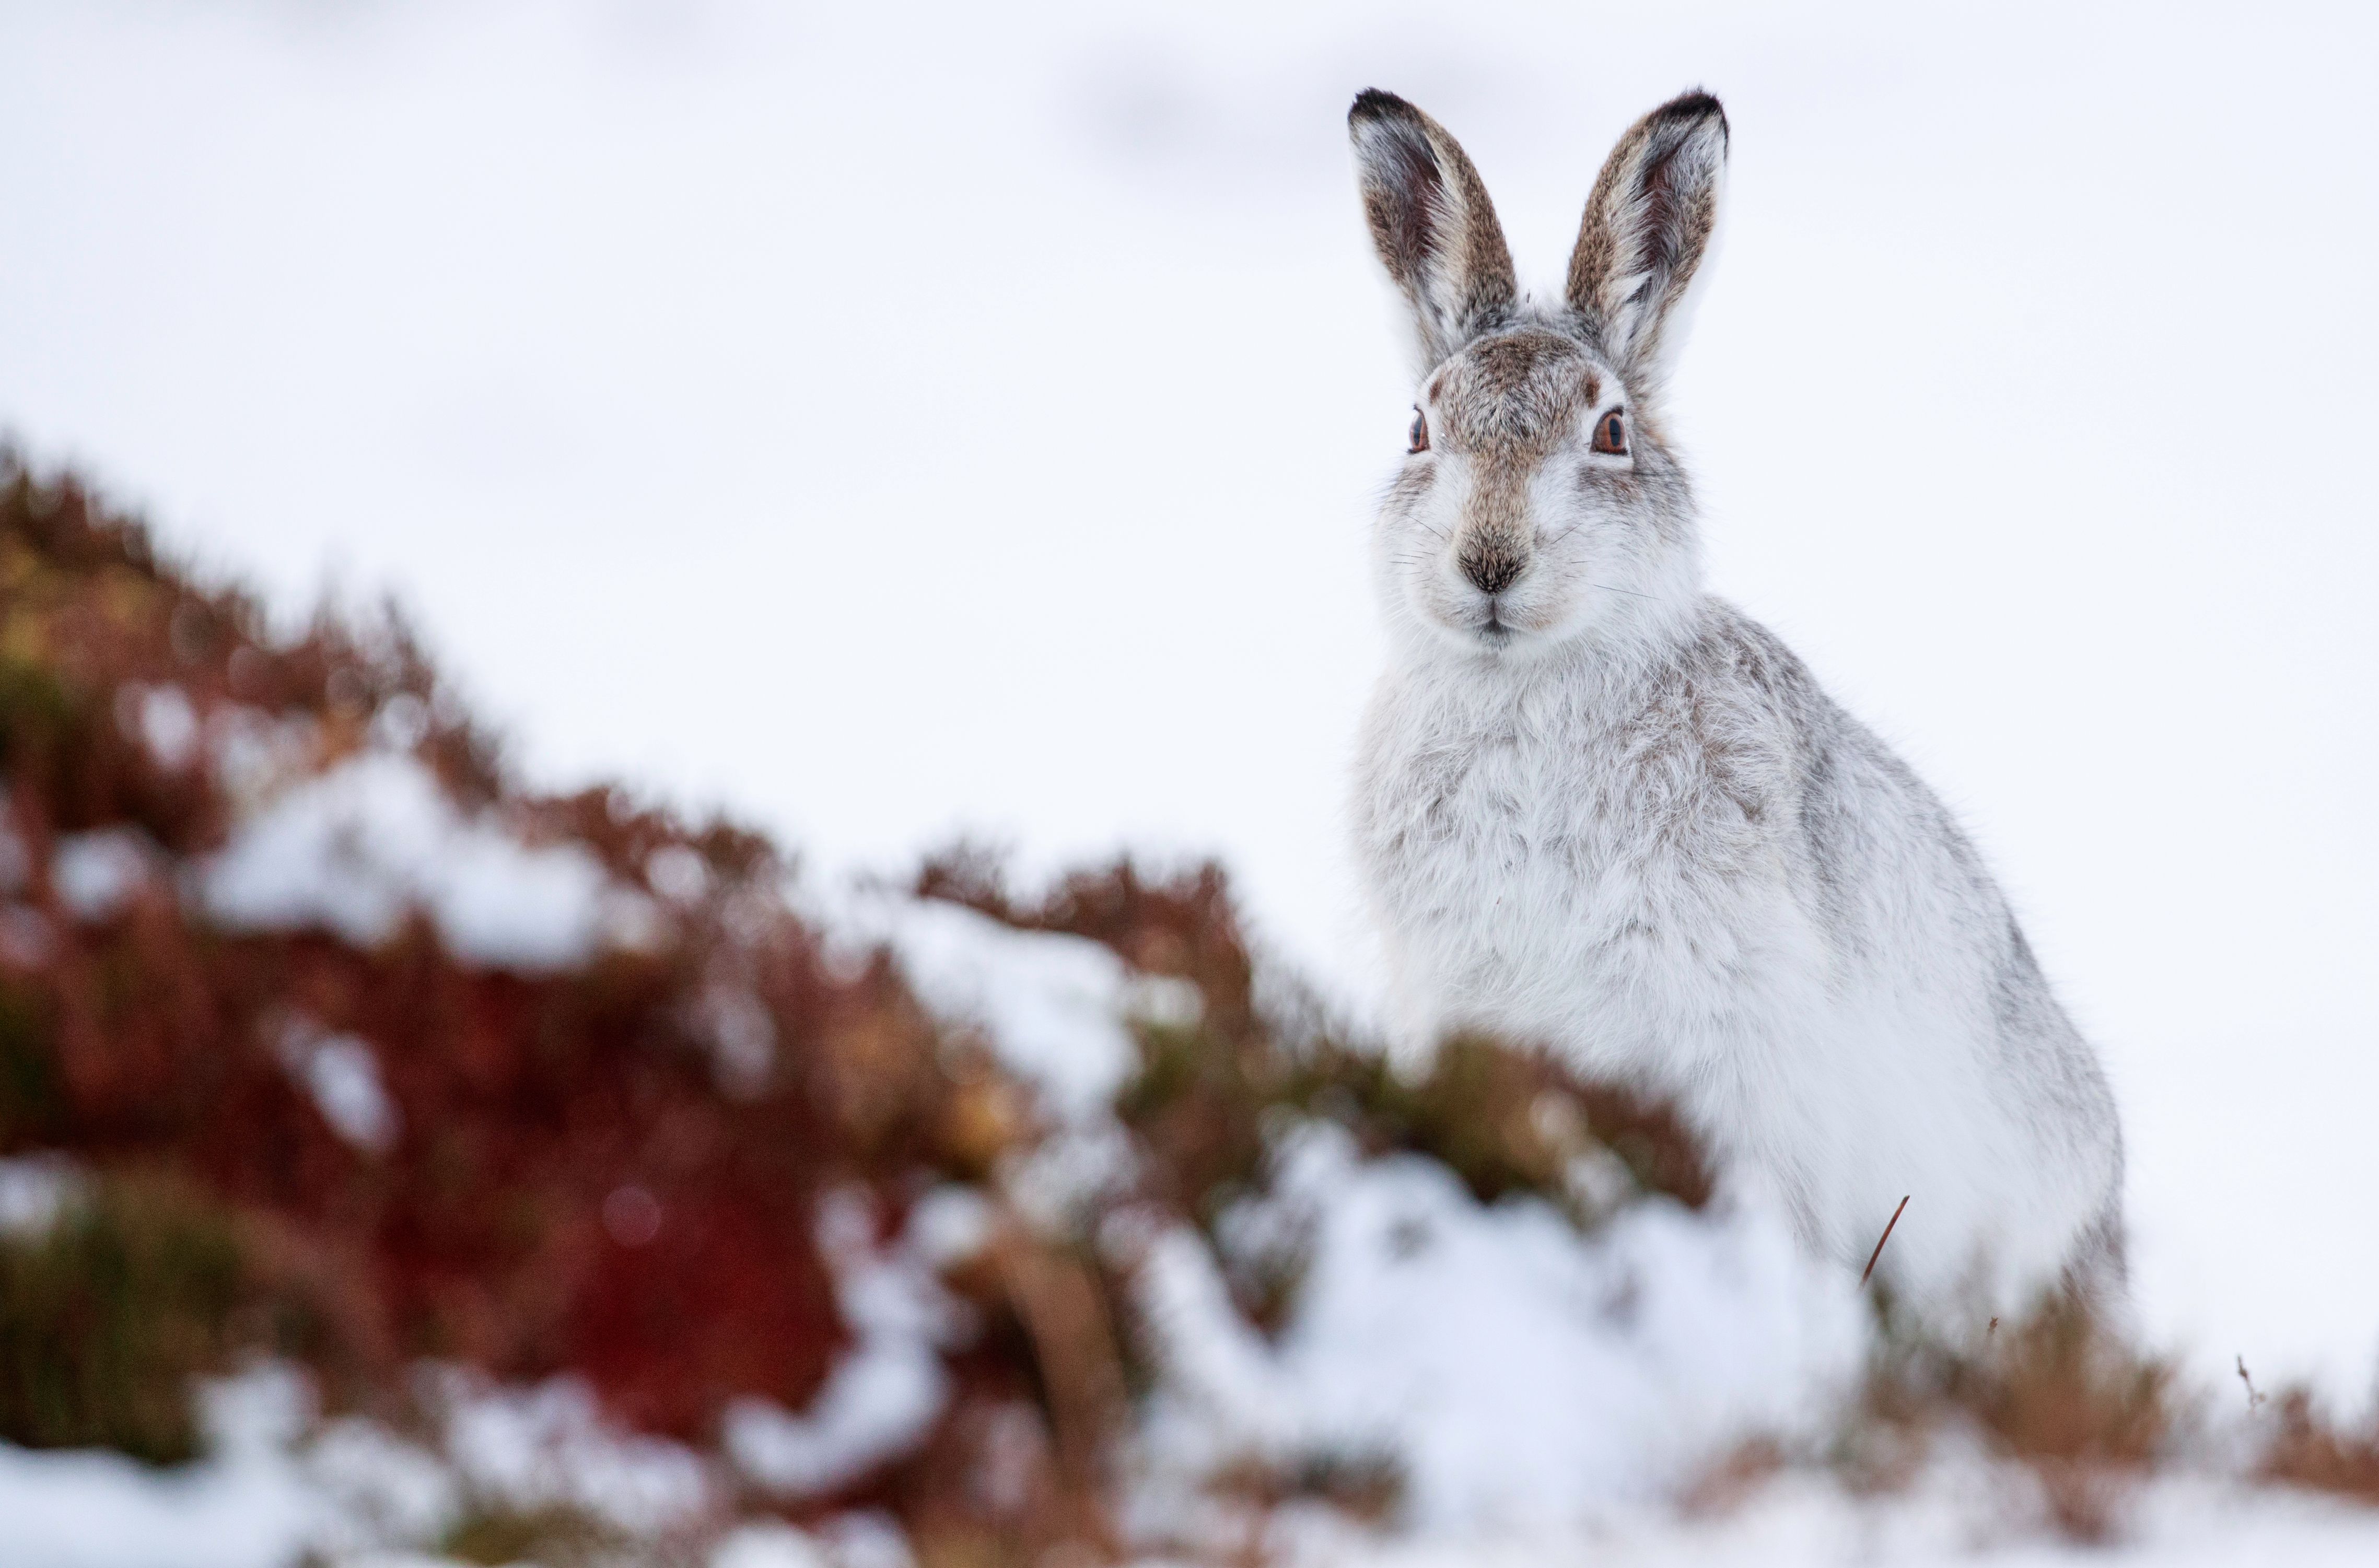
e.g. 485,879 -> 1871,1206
1459,542 -> 1526,597
1455,465 -> 1533,599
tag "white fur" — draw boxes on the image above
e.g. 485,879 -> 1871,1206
1346,94 -> 2123,1329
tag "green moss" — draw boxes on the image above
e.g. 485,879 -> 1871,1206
0,1174 -> 247,1465
0,653 -> 84,774
439,1500 -> 624,1566
0,984 -> 61,1147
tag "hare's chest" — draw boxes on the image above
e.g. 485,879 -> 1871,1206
1358,694 -> 1788,1048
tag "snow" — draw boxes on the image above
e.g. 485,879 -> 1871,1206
647,843 -> 712,904
904,1184 -> 994,1271
274,1017 -> 400,1154
198,750 -> 628,972
725,1187 -> 966,1497
1263,1468 -> 2379,1568
303,1418 -> 457,1553
0,1369 -> 324,1568
204,706 -> 319,814
1133,1122 -> 1867,1535
3,1380 -> 2377,1568
712,1514 -> 917,1568
853,891 -> 1195,1125
690,979 -> 778,1094
713,1522 -> 837,1568
0,1152 -> 83,1237
809,1512 -> 920,1568
431,1372 -> 713,1538
118,684 -> 200,772
0,1364 -> 721,1568
50,827 -> 154,922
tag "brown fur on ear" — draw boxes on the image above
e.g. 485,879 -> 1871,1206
1565,91 -> 1729,374
1349,90 -> 1518,369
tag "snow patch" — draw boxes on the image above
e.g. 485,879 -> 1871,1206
712,1513 -> 918,1568
714,1521 -> 838,1568
648,843 -> 712,904
690,979 -> 777,1094
853,892 -> 1193,1125
0,1367 -> 322,1568
117,684 -> 200,771
302,1418 -> 458,1555
51,828 -> 155,922
434,1372 -> 714,1537
205,706 -> 319,811
1135,1122 -> 1869,1534
274,1017 -> 400,1154
0,1152 -> 84,1237
726,1188 -> 968,1497
199,750 -> 626,972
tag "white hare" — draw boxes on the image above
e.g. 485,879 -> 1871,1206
1344,88 -> 2123,1323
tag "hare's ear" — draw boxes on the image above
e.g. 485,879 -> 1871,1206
1564,91 -> 1729,379
1349,90 -> 1518,371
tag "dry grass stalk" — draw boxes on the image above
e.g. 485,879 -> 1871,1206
1860,1195 -> 1910,1288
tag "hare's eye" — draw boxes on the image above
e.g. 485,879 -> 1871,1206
1408,407 -> 1430,454
1590,410 -> 1628,457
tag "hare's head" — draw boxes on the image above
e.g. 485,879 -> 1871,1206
1351,89 -> 1726,662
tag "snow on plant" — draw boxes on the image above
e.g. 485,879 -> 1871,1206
199,748 -> 635,972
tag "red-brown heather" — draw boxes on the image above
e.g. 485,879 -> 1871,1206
0,450 -> 1699,1549
0,452 -> 1161,1553
2,456 -> 876,1437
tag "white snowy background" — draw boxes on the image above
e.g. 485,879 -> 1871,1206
3,0 -> 2375,1427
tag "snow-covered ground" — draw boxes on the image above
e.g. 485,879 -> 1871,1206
12,1375 -> 2379,1568
6,867 -> 2377,1566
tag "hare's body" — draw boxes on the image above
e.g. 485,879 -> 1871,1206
1343,90 -> 2121,1319
1355,599 -> 2123,1314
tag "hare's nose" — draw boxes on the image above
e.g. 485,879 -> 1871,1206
1460,548 -> 1525,596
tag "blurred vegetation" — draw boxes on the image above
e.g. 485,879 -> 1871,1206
2262,1387 -> 2379,1504
438,1499 -> 628,1568
0,1172 -> 244,1464
917,851 -> 1710,1229
1839,1294 -> 2181,1540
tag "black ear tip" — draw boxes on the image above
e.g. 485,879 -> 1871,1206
1350,87 -> 1420,128
1659,88 -> 1729,137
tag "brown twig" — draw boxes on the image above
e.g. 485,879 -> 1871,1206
2237,1355 -> 2267,1414
1860,1195 -> 1910,1287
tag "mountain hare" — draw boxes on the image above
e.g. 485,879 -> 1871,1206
1345,88 -> 2123,1321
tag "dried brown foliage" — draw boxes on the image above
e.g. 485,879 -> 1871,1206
2260,1388 -> 2379,1503
1845,1295 -> 2179,1540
